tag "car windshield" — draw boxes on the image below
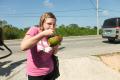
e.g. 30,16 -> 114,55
102,18 -> 117,28
118,18 -> 120,26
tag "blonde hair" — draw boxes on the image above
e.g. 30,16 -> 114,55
39,12 -> 56,31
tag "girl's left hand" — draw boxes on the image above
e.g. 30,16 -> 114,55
52,45 -> 59,54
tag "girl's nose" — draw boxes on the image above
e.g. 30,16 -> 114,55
50,25 -> 55,29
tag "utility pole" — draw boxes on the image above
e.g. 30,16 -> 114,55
96,0 -> 99,35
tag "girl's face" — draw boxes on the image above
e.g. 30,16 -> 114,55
43,18 -> 56,30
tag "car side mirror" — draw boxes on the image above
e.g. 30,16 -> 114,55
0,27 -> 3,45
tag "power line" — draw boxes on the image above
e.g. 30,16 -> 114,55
88,0 -> 96,9
100,8 -> 120,13
0,8 -> 95,15
0,8 -> 96,18
1,15 -> 95,18
1,8 -> 120,16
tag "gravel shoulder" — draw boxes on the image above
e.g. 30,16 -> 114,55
97,52 -> 120,73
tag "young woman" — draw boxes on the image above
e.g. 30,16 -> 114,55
21,12 -> 59,80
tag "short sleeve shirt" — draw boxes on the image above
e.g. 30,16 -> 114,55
25,26 -> 54,76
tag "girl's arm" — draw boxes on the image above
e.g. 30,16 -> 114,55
20,29 -> 54,51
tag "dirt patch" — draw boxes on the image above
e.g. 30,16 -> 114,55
96,52 -> 120,72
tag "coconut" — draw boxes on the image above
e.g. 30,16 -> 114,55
48,35 -> 63,47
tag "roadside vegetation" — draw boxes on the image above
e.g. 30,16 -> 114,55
0,20 -> 102,40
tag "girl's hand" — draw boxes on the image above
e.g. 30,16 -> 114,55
41,29 -> 54,37
52,45 -> 59,54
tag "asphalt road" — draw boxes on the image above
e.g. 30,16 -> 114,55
1,35 -> 120,80
1,35 -> 120,59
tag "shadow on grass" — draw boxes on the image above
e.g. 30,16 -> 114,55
0,59 -> 26,76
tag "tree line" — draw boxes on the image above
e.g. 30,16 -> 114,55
0,20 -> 101,40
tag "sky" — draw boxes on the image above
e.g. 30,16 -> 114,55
0,0 -> 120,29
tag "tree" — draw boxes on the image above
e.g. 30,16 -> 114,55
0,20 -> 7,27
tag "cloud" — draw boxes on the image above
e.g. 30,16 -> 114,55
43,0 -> 54,8
102,10 -> 109,16
0,5 -> 17,14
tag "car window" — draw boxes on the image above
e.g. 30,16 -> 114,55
118,18 -> 120,26
103,18 -> 117,28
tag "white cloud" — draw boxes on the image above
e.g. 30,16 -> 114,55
0,5 -> 17,14
102,10 -> 109,16
43,0 -> 54,8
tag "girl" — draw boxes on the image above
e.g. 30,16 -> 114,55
20,12 -> 59,80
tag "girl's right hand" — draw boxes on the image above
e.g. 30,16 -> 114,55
41,29 -> 54,36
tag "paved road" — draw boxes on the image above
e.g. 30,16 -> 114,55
59,35 -> 120,59
1,35 -> 120,56
1,35 -> 120,80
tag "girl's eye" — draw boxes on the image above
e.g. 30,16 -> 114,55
48,23 -> 52,25
47,23 -> 55,26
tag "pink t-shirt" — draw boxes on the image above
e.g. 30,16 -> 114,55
25,26 -> 54,76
